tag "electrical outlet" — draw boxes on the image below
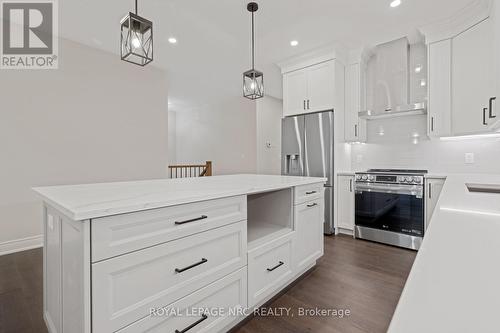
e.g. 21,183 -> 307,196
465,153 -> 474,164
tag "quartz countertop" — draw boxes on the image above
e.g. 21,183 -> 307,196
33,174 -> 326,221
388,173 -> 500,332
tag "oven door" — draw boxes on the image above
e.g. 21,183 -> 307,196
354,183 -> 424,237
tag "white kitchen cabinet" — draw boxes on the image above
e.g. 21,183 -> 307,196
36,176 -> 326,333
492,0 -> 500,129
294,197 -> 324,272
336,175 -> 355,232
425,177 -> 446,230
307,61 -> 336,113
345,63 -> 366,142
452,18 -> 495,135
283,69 -> 308,117
282,59 -> 341,117
428,39 -> 452,137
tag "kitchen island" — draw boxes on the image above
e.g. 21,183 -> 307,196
33,174 -> 326,333
388,174 -> 500,332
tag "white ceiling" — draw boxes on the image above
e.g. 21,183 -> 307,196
60,0 -> 474,110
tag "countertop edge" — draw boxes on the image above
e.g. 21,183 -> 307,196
34,176 -> 327,221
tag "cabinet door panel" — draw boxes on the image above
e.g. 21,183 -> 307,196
452,18 -> 494,134
492,1 -> 500,126
428,40 -> 452,137
425,179 -> 445,230
294,198 -> 323,272
307,61 -> 335,113
337,176 -> 354,230
283,70 -> 308,117
345,64 -> 360,142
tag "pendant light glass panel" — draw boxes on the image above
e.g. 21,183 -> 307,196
243,69 -> 264,100
121,12 -> 153,66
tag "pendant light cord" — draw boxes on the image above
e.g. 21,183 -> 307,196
135,0 -> 138,14
251,10 -> 255,70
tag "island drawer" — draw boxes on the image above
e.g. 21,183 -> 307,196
247,232 -> 293,307
116,267 -> 247,333
92,221 -> 247,333
91,195 -> 246,262
294,183 -> 324,205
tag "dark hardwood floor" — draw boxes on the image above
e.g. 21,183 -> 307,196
0,235 -> 415,333
235,235 -> 416,333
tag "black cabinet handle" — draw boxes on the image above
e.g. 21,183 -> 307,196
489,97 -> 496,119
303,100 -> 306,110
483,108 -> 488,125
429,183 -> 432,199
175,215 -> 208,225
349,179 -> 353,192
307,203 -> 318,208
267,261 -> 284,272
354,124 -> 358,137
305,191 -> 317,195
175,258 -> 208,273
431,117 -> 434,132
175,314 -> 208,333
307,100 -> 310,110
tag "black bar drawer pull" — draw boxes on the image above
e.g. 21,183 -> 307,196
305,191 -> 317,195
483,108 -> 488,125
307,203 -> 318,208
175,314 -> 208,333
489,97 -> 497,118
175,258 -> 208,273
175,215 -> 208,225
267,261 -> 284,272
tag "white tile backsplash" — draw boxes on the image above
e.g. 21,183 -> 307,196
351,115 -> 500,174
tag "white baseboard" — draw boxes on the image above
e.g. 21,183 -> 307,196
0,235 -> 43,256
337,227 -> 354,236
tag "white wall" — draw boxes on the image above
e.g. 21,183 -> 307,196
256,96 -> 283,175
168,111 -> 177,167
0,38 -> 169,253
174,96 -> 257,175
351,115 -> 500,173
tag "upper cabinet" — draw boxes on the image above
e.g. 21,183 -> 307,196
283,69 -> 309,117
282,60 -> 337,117
452,18 -> 495,135
279,48 -> 346,118
423,0 -> 499,137
428,39 -> 452,137
344,62 -> 367,142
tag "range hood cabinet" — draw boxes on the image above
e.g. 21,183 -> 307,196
361,38 -> 427,119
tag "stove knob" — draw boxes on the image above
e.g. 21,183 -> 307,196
403,177 -> 409,182
361,175 -> 368,181
413,177 -> 421,183
368,175 -> 375,181
356,175 -> 362,180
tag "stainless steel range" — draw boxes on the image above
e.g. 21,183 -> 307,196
354,169 -> 427,250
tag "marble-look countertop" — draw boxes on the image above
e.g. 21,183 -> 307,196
33,174 -> 326,221
337,171 -> 355,176
388,173 -> 500,332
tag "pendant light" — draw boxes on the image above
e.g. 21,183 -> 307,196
243,2 -> 264,100
120,0 -> 153,66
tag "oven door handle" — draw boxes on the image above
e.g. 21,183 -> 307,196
355,184 -> 423,197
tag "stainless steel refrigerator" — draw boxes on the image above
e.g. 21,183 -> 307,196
281,111 -> 334,234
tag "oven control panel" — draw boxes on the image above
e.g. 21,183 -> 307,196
355,173 -> 424,185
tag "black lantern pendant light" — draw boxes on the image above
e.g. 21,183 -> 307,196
120,0 -> 153,66
243,2 -> 264,100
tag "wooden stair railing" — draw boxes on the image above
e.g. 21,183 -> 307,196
168,161 -> 212,178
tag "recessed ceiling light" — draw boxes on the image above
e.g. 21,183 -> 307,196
390,0 -> 401,8
290,40 -> 299,47
168,37 -> 177,44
